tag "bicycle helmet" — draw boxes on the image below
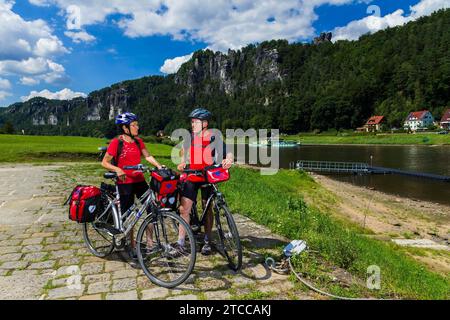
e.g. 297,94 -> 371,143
115,112 -> 138,125
188,108 -> 212,121
115,112 -> 138,137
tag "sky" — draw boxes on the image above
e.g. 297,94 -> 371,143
0,0 -> 449,107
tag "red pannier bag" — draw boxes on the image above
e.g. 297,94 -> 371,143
205,167 -> 230,184
150,168 -> 179,209
186,174 -> 206,183
67,185 -> 102,223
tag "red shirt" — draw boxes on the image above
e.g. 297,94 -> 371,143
188,130 -> 214,170
107,136 -> 146,184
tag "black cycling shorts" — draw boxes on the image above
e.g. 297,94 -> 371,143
118,181 -> 149,213
179,181 -> 213,203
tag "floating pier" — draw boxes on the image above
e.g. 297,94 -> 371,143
290,160 -> 450,182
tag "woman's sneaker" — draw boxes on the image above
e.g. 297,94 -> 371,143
140,243 -> 160,259
168,242 -> 188,258
201,241 -> 212,256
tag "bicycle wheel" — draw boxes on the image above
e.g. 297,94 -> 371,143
214,203 -> 242,271
82,204 -> 115,257
136,211 -> 196,288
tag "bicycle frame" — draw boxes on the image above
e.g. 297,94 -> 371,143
96,182 -> 160,243
190,183 -> 224,227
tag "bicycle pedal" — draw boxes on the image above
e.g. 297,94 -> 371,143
104,225 -> 122,235
94,222 -> 121,235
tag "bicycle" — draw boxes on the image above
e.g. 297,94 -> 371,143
181,164 -> 242,271
82,164 -> 196,288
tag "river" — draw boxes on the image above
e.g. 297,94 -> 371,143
234,144 -> 450,206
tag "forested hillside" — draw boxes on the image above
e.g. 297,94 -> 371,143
1,9 -> 449,136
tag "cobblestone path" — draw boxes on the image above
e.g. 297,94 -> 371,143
0,164 -> 315,300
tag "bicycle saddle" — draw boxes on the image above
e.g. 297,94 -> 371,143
104,172 -> 117,179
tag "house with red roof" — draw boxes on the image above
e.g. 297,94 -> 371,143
360,115 -> 386,132
440,109 -> 450,129
403,110 -> 434,131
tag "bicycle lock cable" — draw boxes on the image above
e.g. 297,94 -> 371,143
265,250 -> 370,300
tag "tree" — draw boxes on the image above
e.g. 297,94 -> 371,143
1,122 -> 14,134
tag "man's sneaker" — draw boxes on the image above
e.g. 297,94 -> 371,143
201,242 -> 212,256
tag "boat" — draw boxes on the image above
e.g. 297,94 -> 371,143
249,139 -> 300,147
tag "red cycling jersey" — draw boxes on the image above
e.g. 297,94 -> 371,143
107,136 -> 145,184
189,129 -> 214,170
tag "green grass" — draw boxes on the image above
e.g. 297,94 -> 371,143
231,289 -> 277,300
285,133 -> 450,145
59,161 -> 449,299
4,134 -> 448,299
220,167 -> 450,299
0,134 -> 174,163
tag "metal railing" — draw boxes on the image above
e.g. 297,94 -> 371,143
290,160 -> 370,173
290,160 -> 450,182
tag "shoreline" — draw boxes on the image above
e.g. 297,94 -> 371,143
228,141 -> 450,147
298,143 -> 450,147
309,173 -> 450,274
310,173 -> 449,241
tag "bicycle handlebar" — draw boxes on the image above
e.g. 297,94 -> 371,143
123,164 -> 160,172
121,163 -> 224,176
182,164 -> 223,175
182,169 -> 203,175
123,164 -> 145,171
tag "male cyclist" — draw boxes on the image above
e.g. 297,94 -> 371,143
101,112 -> 162,255
177,108 -> 233,255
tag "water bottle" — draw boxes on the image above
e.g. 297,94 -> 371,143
123,206 -> 138,231
283,240 -> 307,257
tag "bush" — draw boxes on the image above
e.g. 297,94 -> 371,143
1,122 -> 14,134
140,135 -> 177,146
140,135 -> 159,143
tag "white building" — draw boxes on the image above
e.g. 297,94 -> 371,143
404,110 -> 434,131
440,109 -> 450,129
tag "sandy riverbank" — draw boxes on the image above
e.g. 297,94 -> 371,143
310,173 -> 450,274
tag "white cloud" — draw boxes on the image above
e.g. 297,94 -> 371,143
0,90 -> 12,101
0,57 -> 67,84
21,88 -> 87,101
0,0 -> 70,96
0,57 -> 49,75
0,0 -> 68,60
28,0 -> 50,6
333,9 -> 411,41
410,0 -> 450,17
0,77 -> 11,90
160,53 -> 193,74
64,30 -> 96,43
332,0 -> 450,41
20,76 -> 40,86
27,0 -> 373,52
34,37 -> 69,56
